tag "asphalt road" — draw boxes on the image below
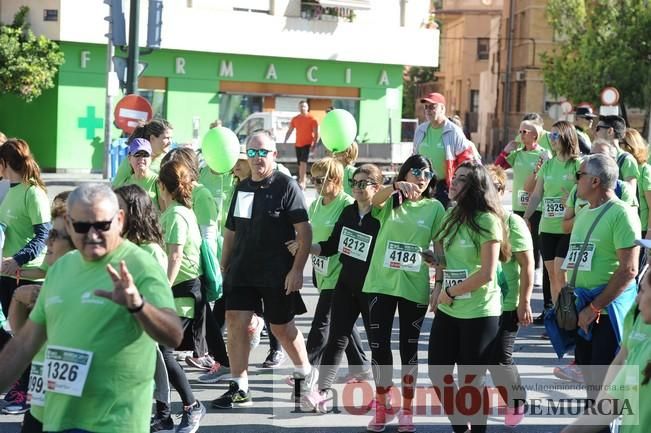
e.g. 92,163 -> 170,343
0,175 -> 583,433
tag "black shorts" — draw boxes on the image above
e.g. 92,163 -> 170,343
295,146 -> 310,164
224,284 -> 307,325
540,232 -> 570,261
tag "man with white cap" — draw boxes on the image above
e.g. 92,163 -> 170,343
412,92 -> 479,207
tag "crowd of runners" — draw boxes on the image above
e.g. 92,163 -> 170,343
0,94 -> 649,433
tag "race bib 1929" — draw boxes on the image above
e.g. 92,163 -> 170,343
338,227 -> 373,262
45,346 -> 93,397
383,241 -> 421,272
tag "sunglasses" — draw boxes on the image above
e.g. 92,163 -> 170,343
596,124 -> 609,131
47,229 -> 71,242
246,148 -> 272,158
312,176 -> 327,185
349,179 -> 376,189
575,171 -> 592,181
132,151 -> 150,158
409,168 -> 434,180
549,131 -> 561,141
69,213 -> 117,234
519,130 -> 532,135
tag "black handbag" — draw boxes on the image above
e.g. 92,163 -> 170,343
555,201 -> 614,331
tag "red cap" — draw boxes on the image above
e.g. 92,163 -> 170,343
420,92 -> 446,105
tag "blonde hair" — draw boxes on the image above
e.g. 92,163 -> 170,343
486,164 -> 507,193
334,141 -> 359,166
622,128 -> 648,165
311,157 -> 344,186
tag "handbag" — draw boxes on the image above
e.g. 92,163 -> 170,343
555,201 -> 613,331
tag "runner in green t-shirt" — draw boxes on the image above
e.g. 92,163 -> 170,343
428,161 -> 510,432
621,128 -> 651,236
524,121 -> 582,305
486,164 -> 534,426
112,119 -> 172,186
363,154 -> 445,432
0,184 -> 185,433
115,138 -> 161,208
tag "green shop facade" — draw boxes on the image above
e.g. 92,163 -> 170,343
0,42 -> 404,173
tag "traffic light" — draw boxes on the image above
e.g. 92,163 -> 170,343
147,0 -> 163,49
104,0 -> 127,47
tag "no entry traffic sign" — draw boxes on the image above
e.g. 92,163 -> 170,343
114,95 -> 153,134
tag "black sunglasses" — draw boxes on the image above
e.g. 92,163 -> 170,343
69,213 -> 117,234
575,171 -> 592,181
349,179 -> 376,189
312,176 -> 327,185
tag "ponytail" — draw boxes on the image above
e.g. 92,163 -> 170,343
159,160 -> 193,208
0,139 -> 46,191
128,119 -> 171,143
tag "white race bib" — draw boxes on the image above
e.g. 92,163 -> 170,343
383,241 -> 421,272
443,269 -> 471,300
517,190 -> 530,207
234,191 -> 254,219
45,346 -> 93,397
27,362 -> 45,407
311,255 -> 330,276
338,227 -> 373,262
562,242 -> 595,271
543,197 -> 565,218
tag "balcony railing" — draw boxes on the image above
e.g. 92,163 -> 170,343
300,1 -> 355,22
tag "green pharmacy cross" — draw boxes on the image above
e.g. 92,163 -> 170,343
78,106 -> 104,139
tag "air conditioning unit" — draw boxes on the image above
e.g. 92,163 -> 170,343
515,71 -> 527,82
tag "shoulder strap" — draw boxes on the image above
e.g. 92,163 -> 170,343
568,201 -> 615,288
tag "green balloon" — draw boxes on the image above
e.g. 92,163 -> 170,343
201,127 -> 239,173
320,109 -> 356,153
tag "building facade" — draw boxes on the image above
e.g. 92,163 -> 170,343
0,0 -> 439,172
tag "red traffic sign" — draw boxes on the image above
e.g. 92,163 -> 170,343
114,95 -> 153,134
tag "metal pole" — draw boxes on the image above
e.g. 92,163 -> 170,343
502,0 -> 515,145
103,15 -> 115,179
126,0 -> 140,95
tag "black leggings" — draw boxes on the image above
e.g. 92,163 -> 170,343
306,290 -> 369,371
318,282 -> 371,390
160,316 -> 196,410
368,293 -> 427,399
205,299 -> 229,366
428,310 -> 499,433
487,310 -> 526,408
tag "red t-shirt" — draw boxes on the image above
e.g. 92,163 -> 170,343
291,114 -> 318,148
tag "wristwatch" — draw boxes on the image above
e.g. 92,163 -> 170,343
128,297 -> 146,314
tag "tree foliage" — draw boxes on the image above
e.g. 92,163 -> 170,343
0,6 -> 64,102
541,0 -> 651,111
402,66 -> 438,119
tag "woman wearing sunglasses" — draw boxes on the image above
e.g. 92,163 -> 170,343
428,161 -> 510,433
157,159 -> 207,428
302,158 -> 370,382
7,199 -> 75,431
523,121 -> 581,308
361,154 -> 445,432
119,138 -> 160,208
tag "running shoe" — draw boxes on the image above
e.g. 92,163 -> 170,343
175,400 -> 205,433
197,363 -> 231,384
248,315 -> 264,349
294,367 -> 319,397
150,414 -> 174,433
1,389 -> 29,415
553,360 -> 584,383
185,354 -> 215,371
261,349 -> 286,368
337,369 -> 373,384
0,382 -> 21,410
397,408 -> 415,433
212,381 -> 252,409
367,401 -> 395,432
533,312 -> 545,325
504,405 -> 525,427
300,389 -> 331,413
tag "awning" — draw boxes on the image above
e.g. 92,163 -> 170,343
317,0 -> 371,10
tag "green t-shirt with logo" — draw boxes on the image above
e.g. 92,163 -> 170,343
418,126 -> 445,179
565,199 -> 640,289
436,211 -> 503,319
514,130 -> 553,155
198,166 -> 235,229
139,242 -> 167,270
501,213 -> 533,312
160,202 -> 203,285
567,182 -> 636,212
617,149 -> 641,182
342,165 -> 356,196
363,197 -> 445,304
637,164 -> 651,231
124,172 -> 160,209
29,240 -> 174,433
309,192 -> 354,291
113,152 -> 166,187
609,307 -> 651,433
0,183 -> 50,275
538,157 -> 581,234
506,146 -> 548,212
